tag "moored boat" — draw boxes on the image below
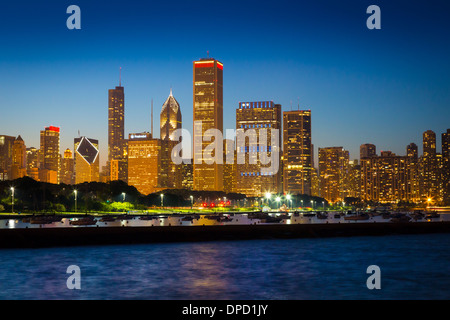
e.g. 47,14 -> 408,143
70,217 -> 97,226
344,213 -> 370,221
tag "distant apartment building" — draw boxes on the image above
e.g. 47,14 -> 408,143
319,147 -> 349,202
361,151 -> 416,203
442,129 -> 450,204
360,144 -> 377,159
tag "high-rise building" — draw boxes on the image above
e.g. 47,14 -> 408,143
108,84 -> 125,160
182,161 -> 193,191
160,89 -> 182,141
360,144 -> 377,159
283,110 -> 312,195
319,147 -> 349,202
223,139 -> 236,194
74,137 -> 99,184
160,90 -> 182,190
159,139 -> 182,190
0,135 -> 16,181
193,58 -> 223,191
406,143 -> 420,201
60,148 -> 74,185
420,130 -> 439,201
26,147 -> 39,181
127,133 -> 161,195
39,126 -> 60,184
11,136 -> 27,180
346,160 -> 361,199
442,129 -> 450,204
361,151 -> 415,203
311,167 -> 320,197
235,101 -> 282,197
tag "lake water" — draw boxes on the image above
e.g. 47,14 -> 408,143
0,233 -> 449,300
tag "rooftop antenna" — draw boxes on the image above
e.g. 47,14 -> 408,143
207,50 -> 209,58
119,67 -> 122,86
151,99 -> 154,137
170,86 -> 173,97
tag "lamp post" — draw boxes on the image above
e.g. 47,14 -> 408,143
322,201 -> 325,210
265,193 -> 271,208
161,194 -> 164,208
10,187 -> 14,214
190,195 -> 193,209
74,190 -> 77,213
122,192 -> 126,202
301,200 -> 303,210
427,198 -> 432,209
286,195 -> 291,209
276,196 -> 281,210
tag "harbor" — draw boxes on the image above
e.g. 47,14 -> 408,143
0,209 -> 449,249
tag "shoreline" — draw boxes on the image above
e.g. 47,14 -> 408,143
1,221 -> 450,249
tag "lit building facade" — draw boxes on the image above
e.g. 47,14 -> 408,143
346,159 -> 361,198
283,110 -> 312,195
74,137 -> 100,184
160,90 -> 182,190
193,58 -> 223,191
0,135 -> 17,181
406,143 -> 420,201
60,148 -> 74,185
361,151 -> 415,203
26,147 -> 39,181
235,101 -> 282,197
39,126 -> 60,184
223,139 -> 236,194
318,147 -> 349,202
108,84 -> 127,182
420,130 -> 439,201
127,133 -> 161,196
11,136 -> 27,180
160,89 -> 182,141
360,144 -> 377,159
182,161 -> 193,191
442,129 -> 450,204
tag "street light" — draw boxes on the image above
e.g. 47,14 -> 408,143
190,195 -> 194,209
265,193 -> 271,207
10,187 -> 14,214
74,190 -> 78,213
427,198 -> 432,208
286,195 -> 291,209
161,194 -> 164,208
276,196 -> 281,209
322,201 -> 325,210
122,192 -> 126,202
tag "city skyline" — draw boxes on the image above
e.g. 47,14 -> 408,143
1,0 -> 449,168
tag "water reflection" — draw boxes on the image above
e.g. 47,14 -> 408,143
1,234 -> 450,299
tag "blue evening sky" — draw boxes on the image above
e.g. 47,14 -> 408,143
0,0 -> 449,167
